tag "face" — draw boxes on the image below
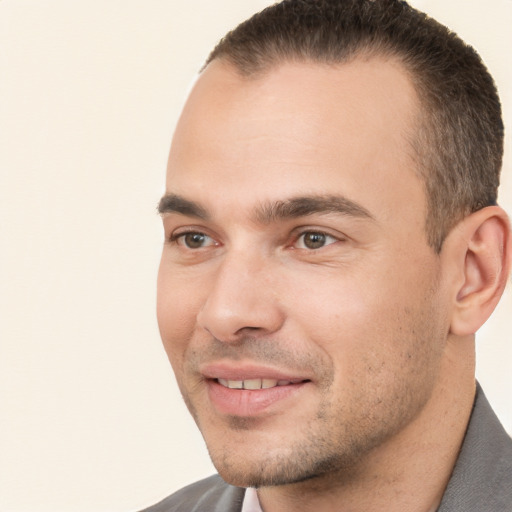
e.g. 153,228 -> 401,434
157,58 -> 451,487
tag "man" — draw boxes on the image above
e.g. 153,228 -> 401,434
145,0 -> 512,510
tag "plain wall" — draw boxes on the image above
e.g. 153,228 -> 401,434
0,1 -> 510,510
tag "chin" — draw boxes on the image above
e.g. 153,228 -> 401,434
207,439 -> 356,489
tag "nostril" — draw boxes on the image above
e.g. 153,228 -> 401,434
235,326 -> 262,334
196,278 -> 286,341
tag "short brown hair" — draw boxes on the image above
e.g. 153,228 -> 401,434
204,0 -> 504,252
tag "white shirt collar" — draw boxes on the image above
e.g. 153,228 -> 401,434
241,487 -> 263,512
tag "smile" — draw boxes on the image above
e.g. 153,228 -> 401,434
207,377 -> 310,417
217,378 -> 300,390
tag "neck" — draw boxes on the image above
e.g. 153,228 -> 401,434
257,336 -> 476,512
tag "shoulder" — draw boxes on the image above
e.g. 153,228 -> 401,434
139,474 -> 245,512
439,384 -> 512,511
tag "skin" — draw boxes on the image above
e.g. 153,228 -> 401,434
156,58 -> 506,511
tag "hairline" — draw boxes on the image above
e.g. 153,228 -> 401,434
204,50 -> 438,251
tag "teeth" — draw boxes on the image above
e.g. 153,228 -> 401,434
262,379 -> 278,389
244,379 -> 265,390
217,378 -> 292,390
218,379 -> 243,389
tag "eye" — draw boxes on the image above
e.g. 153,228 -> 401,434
295,231 -> 338,250
172,231 -> 216,249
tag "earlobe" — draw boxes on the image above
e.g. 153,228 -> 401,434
449,206 -> 511,336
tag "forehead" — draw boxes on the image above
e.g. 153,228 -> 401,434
166,57 -> 424,225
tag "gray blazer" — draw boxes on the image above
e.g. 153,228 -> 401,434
141,385 -> 512,511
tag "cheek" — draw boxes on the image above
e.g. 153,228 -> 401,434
283,269 -> 373,344
282,257 -> 442,372
156,261 -> 203,365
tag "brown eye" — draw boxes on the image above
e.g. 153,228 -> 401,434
296,231 -> 336,250
175,232 -> 214,249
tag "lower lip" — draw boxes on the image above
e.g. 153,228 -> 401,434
206,379 -> 308,417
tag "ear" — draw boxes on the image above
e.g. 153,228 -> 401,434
448,206 -> 511,336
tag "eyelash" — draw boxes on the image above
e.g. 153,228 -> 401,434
169,229 -> 342,251
294,231 -> 338,250
169,231 -> 217,249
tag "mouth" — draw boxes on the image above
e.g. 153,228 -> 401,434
201,364 -> 311,417
216,378 -> 306,390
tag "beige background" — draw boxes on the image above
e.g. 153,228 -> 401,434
0,1 -> 511,510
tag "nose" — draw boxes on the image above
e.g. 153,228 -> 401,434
197,252 -> 285,343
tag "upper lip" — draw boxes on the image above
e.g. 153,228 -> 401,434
200,361 -> 311,382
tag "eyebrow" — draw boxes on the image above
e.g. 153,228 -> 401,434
158,194 -> 209,219
255,195 -> 374,223
158,193 -> 374,223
